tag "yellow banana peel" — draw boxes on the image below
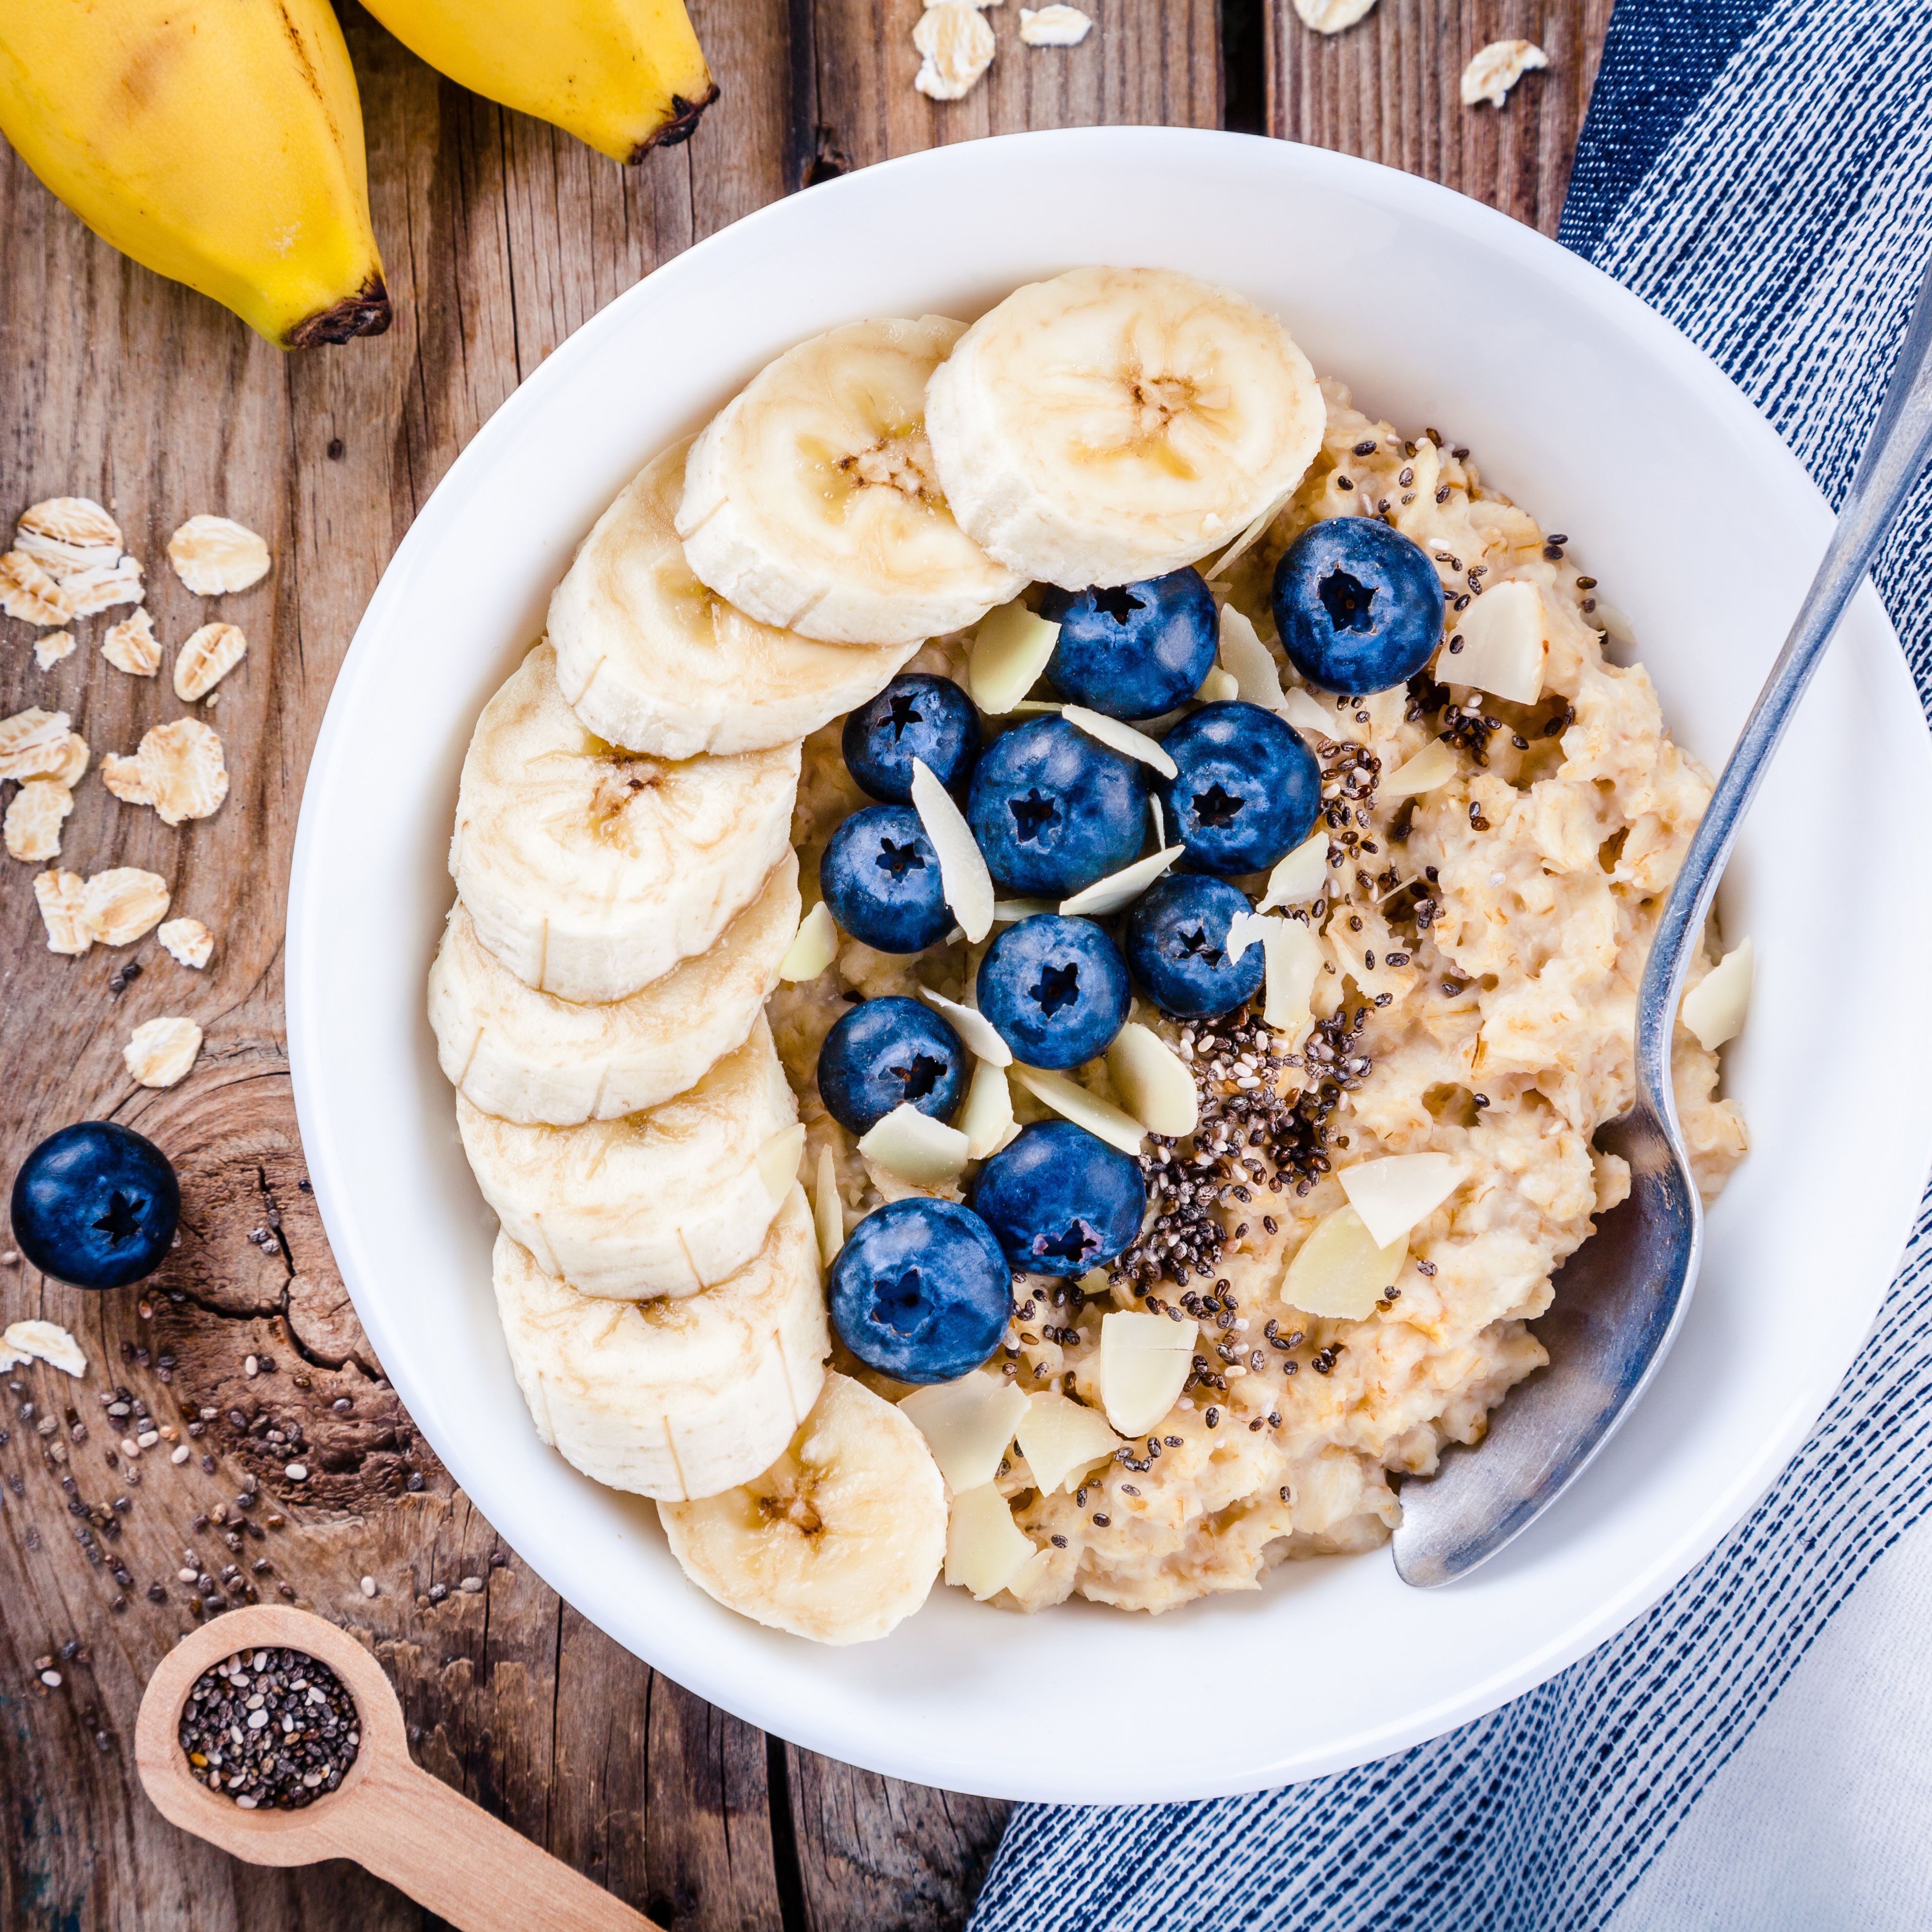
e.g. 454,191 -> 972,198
0,0 -> 389,349
362,0 -> 716,164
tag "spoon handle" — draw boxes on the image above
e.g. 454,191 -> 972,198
1634,254 -> 1932,1111
341,1756 -> 659,1932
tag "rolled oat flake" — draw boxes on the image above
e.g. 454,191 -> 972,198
178,1646 -> 360,1808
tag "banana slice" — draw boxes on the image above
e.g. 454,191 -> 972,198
677,316 -> 1024,647
428,850 -> 799,1126
457,1016 -> 797,1298
551,440 -> 918,758
493,1187 -> 829,1502
450,641 -> 800,1002
658,1371 -> 946,1645
925,266 -> 1325,588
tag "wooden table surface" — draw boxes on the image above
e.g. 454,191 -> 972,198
0,2 -> 1609,1925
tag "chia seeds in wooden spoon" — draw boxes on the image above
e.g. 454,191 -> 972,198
178,1646 -> 360,1808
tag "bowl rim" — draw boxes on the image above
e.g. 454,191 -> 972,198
286,124 -> 1932,1801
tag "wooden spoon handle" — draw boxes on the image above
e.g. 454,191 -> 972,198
342,1756 -> 659,1932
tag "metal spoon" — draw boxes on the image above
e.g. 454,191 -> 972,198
1392,258 -> 1932,1588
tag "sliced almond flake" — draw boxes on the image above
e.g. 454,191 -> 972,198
172,621 -> 246,701
920,986 -> 1012,1066
0,707 -> 73,780
1059,704 -> 1178,779
992,897 -> 1056,923
2,1319 -> 87,1377
1196,666 -> 1240,703
1217,605 -> 1287,710
1258,830 -> 1330,910
1283,1204 -> 1405,1321
913,1 -> 996,100
813,1145 -> 845,1267
945,1484 -> 1037,1599
1224,908 -> 1271,965
1058,844 -> 1182,918
1682,938 -> 1753,1051
899,1373 -> 1028,1492
1444,579 -> 1546,703
102,717 -> 229,825
1338,1151 -> 1464,1248
4,780 -> 73,863
168,514 -> 270,597
1009,1065 -> 1146,1155
33,630 -> 75,670
958,1057 -> 1015,1158
968,599 -> 1059,713
59,555 -> 144,619
911,756 -> 993,942
1261,918 -> 1324,1035
1279,685 -> 1339,736
778,901 -> 838,981
858,1102 -> 971,1185
83,867 -> 170,946
1018,4 -> 1092,44
0,550 -> 76,626
1460,38 -> 1549,108
1106,1023 -> 1198,1136
1379,737 -> 1460,800
102,608 -> 162,677
158,915 -> 214,969
19,496 -> 121,552
33,870 -> 90,954
756,1124 -> 807,1203
124,1015 -> 202,1089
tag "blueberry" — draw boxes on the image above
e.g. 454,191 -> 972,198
976,915 -> 1130,1069
966,716 -> 1147,898
10,1122 -> 180,1291
1155,701 -> 1319,877
817,996 -> 968,1135
1125,874 -> 1266,1019
820,804 -> 953,954
969,1122 -> 1146,1278
842,673 -> 981,803
1040,569 -> 1219,720
828,1198 -> 1012,1384
1271,517 -> 1446,695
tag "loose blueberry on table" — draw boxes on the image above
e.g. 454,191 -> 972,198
817,996 -> 969,1135
1271,516 -> 1446,695
828,1197 -> 1015,1384
1157,699 -> 1320,876
1040,567 -> 1219,720
976,913 -> 1131,1070
969,1121 -> 1146,1278
842,671 -> 981,802
1125,873 -> 1267,1019
966,714 -> 1148,898
819,802 -> 955,953
10,1121 -> 180,1290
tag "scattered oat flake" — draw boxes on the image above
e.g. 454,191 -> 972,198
0,550 -> 76,626
914,2 -> 995,99
173,621 -> 247,702
168,515 -> 270,597
1460,38 -> 1548,107
84,866 -> 170,946
103,608 -> 162,678
158,916 -> 213,969
49,732 -> 89,787
1293,0 -> 1379,30
2,1319 -> 87,1377
125,1015 -> 201,1088
33,870 -> 90,954
1019,4 -> 1092,43
102,717 -> 229,825
19,497 -> 121,553
60,555 -> 145,619
33,630 -> 75,670
0,707 -> 72,780
4,781 -> 73,863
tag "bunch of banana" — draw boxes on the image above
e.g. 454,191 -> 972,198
0,0 -> 712,347
0,0 -> 390,347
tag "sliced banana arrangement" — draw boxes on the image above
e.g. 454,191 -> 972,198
429,265 -> 1678,1649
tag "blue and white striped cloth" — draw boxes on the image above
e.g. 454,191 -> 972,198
970,4 -> 1932,1925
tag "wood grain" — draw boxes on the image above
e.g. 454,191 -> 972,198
0,1 -> 1609,1926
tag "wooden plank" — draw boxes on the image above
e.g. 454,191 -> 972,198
1266,0 -> 1615,235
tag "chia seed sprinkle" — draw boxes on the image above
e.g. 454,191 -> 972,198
179,1647 -> 360,1808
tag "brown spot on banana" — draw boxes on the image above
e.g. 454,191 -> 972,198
283,275 -> 394,350
627,83 -> 721,160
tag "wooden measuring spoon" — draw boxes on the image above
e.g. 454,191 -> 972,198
135,1603 -> 658,1931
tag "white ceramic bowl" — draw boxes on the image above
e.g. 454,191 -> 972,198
288,127 -> 1932,1803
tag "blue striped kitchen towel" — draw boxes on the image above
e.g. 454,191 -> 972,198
969,3 -> 1932,1927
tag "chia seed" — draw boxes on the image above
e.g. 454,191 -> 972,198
178,1647 -> 360,1808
